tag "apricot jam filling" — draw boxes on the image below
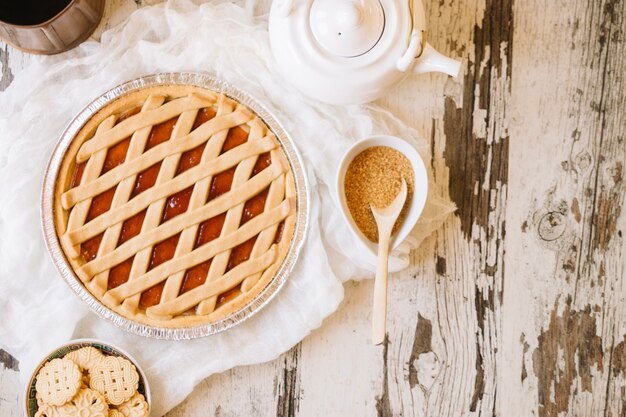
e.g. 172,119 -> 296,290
70,105 -> 282,314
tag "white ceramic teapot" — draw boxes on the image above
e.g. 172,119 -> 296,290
269,0 -> 461,105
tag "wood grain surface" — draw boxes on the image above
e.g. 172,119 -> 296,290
0,0 -> 624,416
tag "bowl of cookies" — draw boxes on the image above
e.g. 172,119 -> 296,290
24,339 -> 150,417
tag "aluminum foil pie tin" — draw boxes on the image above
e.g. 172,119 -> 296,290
24,338 -> 151,417
41,73 -> 309,340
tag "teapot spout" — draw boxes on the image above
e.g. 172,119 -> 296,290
413,43 -> 461,77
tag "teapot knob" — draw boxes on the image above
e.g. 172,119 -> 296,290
310,0 -> 385,57
335,1 -> 363,28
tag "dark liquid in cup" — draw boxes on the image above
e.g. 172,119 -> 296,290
0,0 -> 71,26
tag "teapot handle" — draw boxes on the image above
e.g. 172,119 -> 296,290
396,30 -> 461,77
396,30 -> 423,72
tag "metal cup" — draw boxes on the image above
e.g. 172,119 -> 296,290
0,0 -> 105,55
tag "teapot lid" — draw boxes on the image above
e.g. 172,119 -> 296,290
309,0 -> 385,57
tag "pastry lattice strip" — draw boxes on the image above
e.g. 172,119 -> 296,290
119,100 -> 203,315
173,114 -> 271,315
158,95 -> 241,307
196,146 -> 285,315
240,163 -> 290,292
63,115 -> 117,259
87,95 -> 166,297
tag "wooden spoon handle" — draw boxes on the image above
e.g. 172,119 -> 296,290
372,229 -> 391,345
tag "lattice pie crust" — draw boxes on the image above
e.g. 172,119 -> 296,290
54,85 -> 296,327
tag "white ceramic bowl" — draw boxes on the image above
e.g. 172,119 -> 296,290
335,135 -> 428,269
24,339 -> 151,417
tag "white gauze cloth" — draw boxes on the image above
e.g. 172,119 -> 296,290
0,1 -> 454,415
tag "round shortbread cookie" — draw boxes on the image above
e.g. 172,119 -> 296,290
89,356 -> 139,406
65,347 -> 105,371
65,388 -> 109,417
113,392 -> 149,417
35,358 -> 82,406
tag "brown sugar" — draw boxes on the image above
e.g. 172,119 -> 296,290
344,146 -> 414,242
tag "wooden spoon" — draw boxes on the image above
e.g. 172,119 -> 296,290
370,179 -> 408,345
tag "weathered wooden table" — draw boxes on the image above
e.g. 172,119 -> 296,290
1,0 -> 624,416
